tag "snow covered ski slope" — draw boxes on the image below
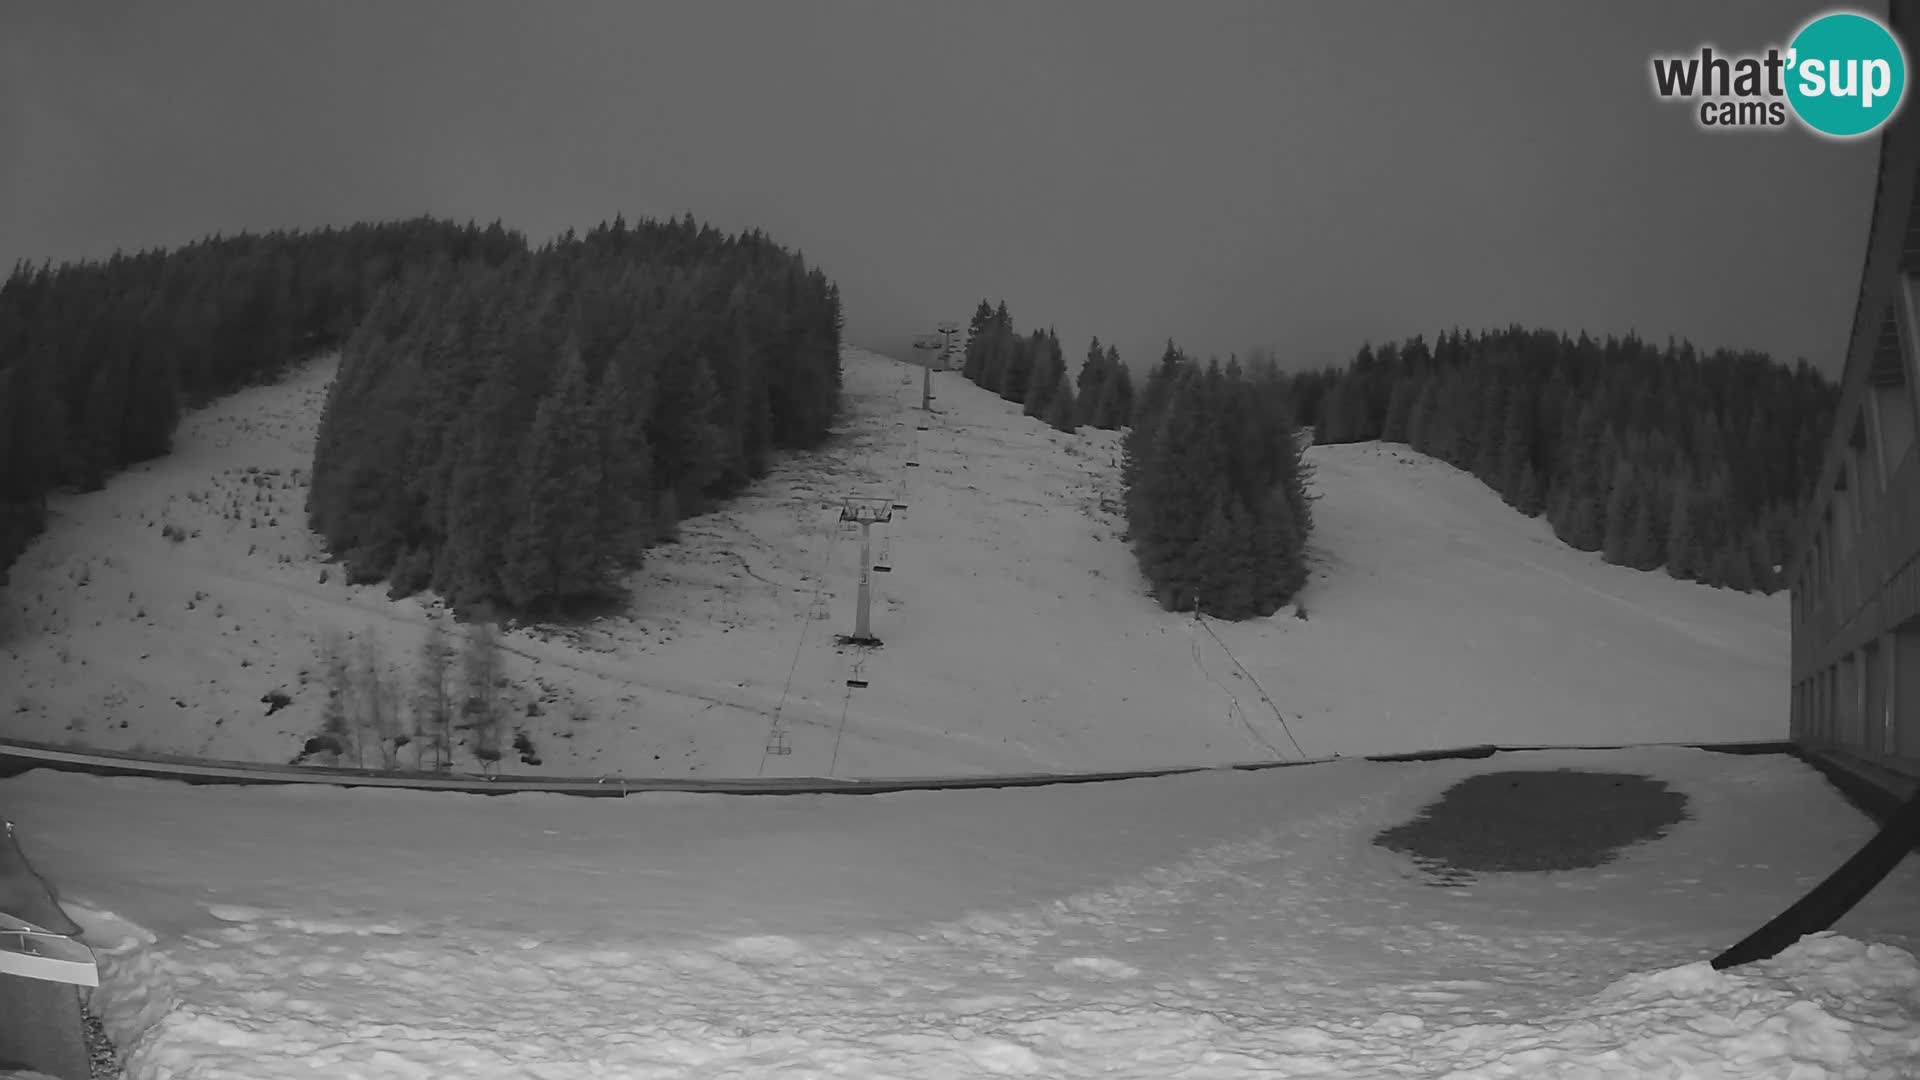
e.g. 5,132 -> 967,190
0,349 -> 1788,780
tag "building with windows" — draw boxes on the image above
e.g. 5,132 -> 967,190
1788,10 -> 1920,804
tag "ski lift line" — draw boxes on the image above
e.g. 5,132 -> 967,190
828,681 -> 857,777
759,510 -> 852,776
1196,607 -> 1308,761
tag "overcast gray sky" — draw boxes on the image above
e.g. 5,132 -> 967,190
0,1 -> 1883,376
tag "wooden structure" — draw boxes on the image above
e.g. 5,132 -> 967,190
0,820 -> 95,1080
1788,0 -> 1920,805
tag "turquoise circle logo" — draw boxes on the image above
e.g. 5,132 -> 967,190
1786,11 -> 1908,138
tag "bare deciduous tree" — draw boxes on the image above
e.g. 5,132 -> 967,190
463,621 -> 504,774
358,630 -> 399,769
319,628 -> 353,765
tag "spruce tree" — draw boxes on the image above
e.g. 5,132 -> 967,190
1046,377 -> 1078,433
593,354 -> 654,566
123,323 -> 181,462
1105,346 -> 1133,424
1222,499 -> 1265,619
1665,480 -> 1696,580
1342,370 -> 1375,442
1076,337 -> 1108,426
1024,344 -> 1060,419
1439,374 -> 1479,467
1002,331 -> 1041,405
1745,530 -> 1776,591
1515,461 -> 1543,517
1557,402 -> 1608,551
1564,494 -> 1603,553
1405,379 -> 1436,453
1092,369 -> 1127,430
1625,491 -> 1661,570
1252,483 -> 1309,609
1720,540 -> 1756,592
1601,464 -> 1637,565
658,351 -> 728,516
1382,380 -> 1418,444
77,352 -> 131,492
962,301 -> 994,384
1496,392 -> 1532,504
1120,414 -> 1158,523
1472,379 -> 1510,484
1139,371 -> 1225,609
1136,341 -> 1185,425
430,342 -> 521,610
962,337 -> 986,383
1315,381 -> 1348,444
981,329 -> 1012,394
1193,495 -> 1255,619
500,348 -> 606,610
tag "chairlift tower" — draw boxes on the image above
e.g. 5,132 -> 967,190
838,498 -> 892,645
913,333 -> 943,411
936,321 -> 961,370
764,725 -> 792,756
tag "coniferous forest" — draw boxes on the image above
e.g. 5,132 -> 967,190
958,299 -> 1135,432
0,218 -> 522,582
1288,328 -> 1838,592
308,217 -> 843,615
0,215 -> 843,614
3,220 -> 1834,619
1122,345 -> 1314,619
959,301 -> 1313,621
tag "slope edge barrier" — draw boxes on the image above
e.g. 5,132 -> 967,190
0,736 -> 1797,797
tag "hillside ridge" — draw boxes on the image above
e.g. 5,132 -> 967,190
0,348 -> 1786,777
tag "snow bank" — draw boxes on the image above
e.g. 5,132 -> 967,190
5,747 -> 1914,1078
58,906 -> 1920,1079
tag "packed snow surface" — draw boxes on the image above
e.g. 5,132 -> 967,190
0,348 -> 1785,779
6,745 -> 1917,1078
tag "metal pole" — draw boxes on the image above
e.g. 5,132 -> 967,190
912,333 -> 943,411
937,321 -> 960,370
855,521 -> 874,640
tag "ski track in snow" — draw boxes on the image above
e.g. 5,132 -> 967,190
49,766 -> 1920,1080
